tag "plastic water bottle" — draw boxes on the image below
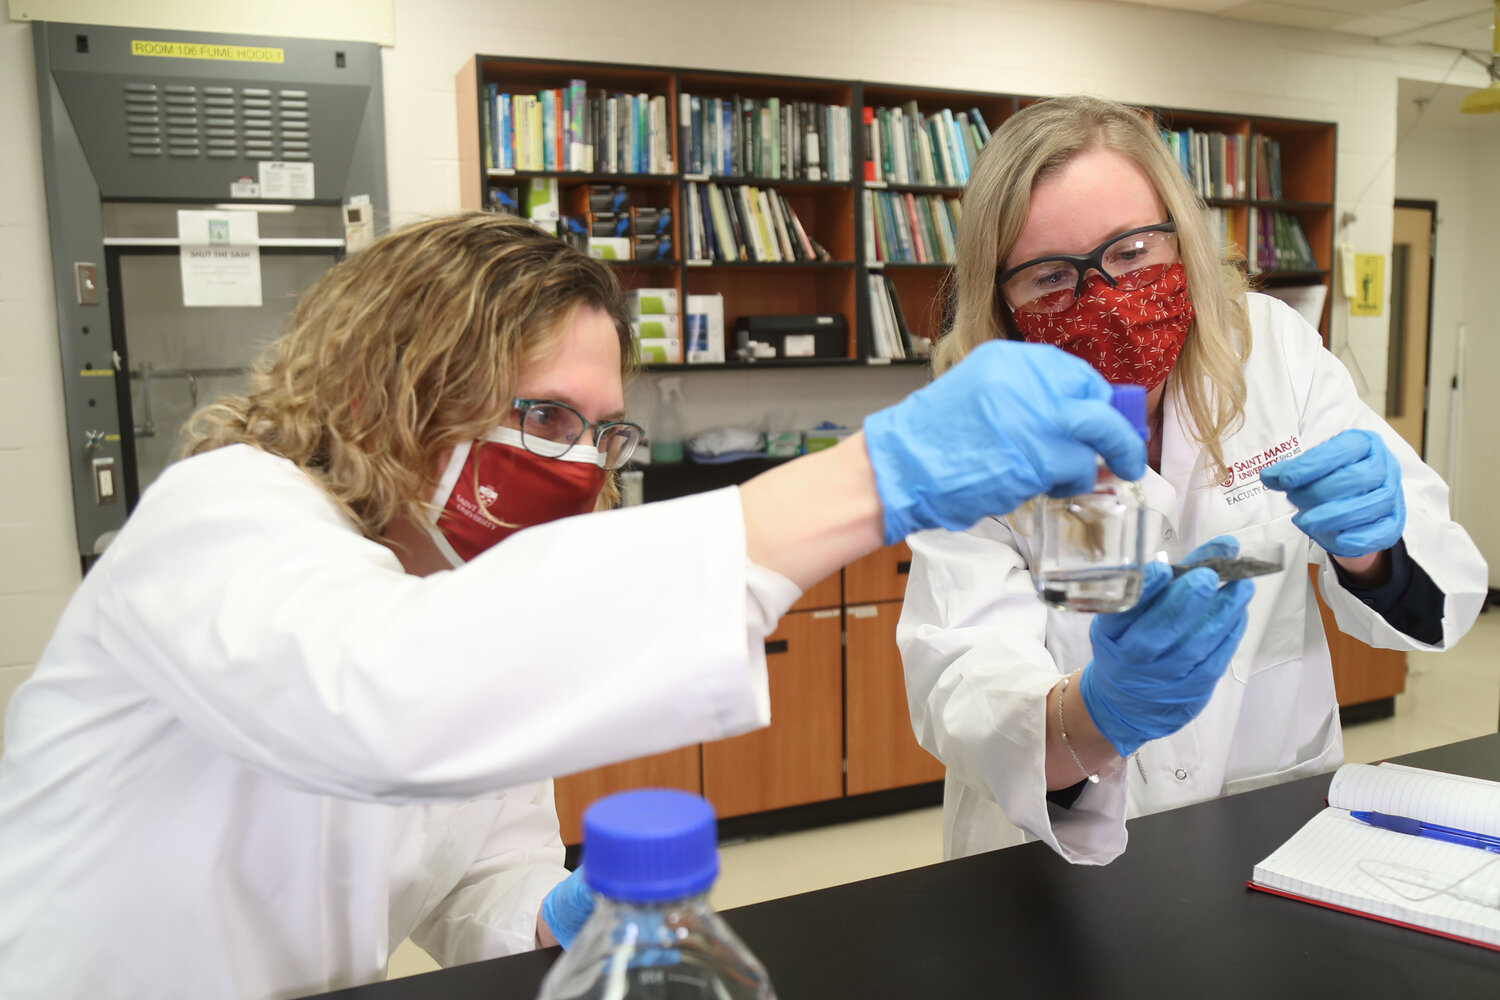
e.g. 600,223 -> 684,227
536,788 -> 776,1000
650,378 -> 686,464
1032,383 -> 1151,613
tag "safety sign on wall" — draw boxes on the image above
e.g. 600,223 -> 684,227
1349,253 -> 1385,317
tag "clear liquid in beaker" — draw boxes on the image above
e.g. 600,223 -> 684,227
1036,565 -> 1143,614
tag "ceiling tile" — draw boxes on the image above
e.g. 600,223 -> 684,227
1219,2 -> 1349,30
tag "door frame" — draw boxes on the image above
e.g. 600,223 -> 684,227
1393,199 -> 1437,457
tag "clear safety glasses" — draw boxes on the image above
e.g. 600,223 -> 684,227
997,220 -> 1179,315
511,398 -> 644,470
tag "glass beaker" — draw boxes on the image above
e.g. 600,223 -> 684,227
1032,384 -> 1150,614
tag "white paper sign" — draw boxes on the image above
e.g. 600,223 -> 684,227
258,160 -> 315,200
177,210 -> 262,307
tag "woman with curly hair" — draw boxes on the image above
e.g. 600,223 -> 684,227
0,210 -> 1147,999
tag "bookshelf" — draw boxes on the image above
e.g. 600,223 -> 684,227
457,56 -> 1337,368
455,56 -> 1342,840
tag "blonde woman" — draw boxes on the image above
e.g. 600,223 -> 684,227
899,95 -> 1487,865
0,212 -> 1148,1000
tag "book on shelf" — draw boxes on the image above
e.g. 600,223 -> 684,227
969,107 -> 991,143
1246,208 -> 1315,273
867,273 -> 919,360
478,79 -> 675,175
1250,135 -> 1283,201
865,101 -> 989,187
686,182 -> 827,263
682,92 -> 849,182
1161,127 -> 1245,201
865,190 -> 961,264
1250,762 -> 1500,951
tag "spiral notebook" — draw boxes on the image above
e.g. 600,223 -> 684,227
1250,762 -> 1500,950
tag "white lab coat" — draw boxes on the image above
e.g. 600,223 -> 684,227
0,445 -> 792,1000
899,293 -> 1487,865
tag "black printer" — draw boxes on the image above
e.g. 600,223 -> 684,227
733,314 -> 848,360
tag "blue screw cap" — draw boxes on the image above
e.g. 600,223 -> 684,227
581,788 -> 719,903
1110,384 -> 1149,440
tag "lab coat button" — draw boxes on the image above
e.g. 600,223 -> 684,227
1175,768 -> 1188,780
1163,527 -> 1175,540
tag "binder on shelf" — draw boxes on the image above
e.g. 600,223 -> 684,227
634,338 -> 681,364
1250,762 -> 1500,951
632,314 -> 679,340
524,177 -> 560,223
629,288 -> 678,315
686,293 -> 725,364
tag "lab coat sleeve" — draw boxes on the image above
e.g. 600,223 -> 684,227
408,781 -> 568,965
899,521 -> 1129,864
1268,297 -> 1488,650
89,448 -> 777,802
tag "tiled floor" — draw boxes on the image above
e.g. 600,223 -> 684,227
388,608 -> 1500,978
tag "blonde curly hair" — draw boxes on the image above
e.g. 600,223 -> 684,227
937,95 -> 1252,484
184,211 -> 634,536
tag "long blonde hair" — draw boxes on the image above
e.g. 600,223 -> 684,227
184,212 -> 634,536
936,95 -> 1251,483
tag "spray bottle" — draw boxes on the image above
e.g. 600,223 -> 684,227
651,377 -> 686,464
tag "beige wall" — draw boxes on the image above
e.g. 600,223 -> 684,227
1,21 -> 81,742
4,0 -> 1494,738
1393,83 -> 1500,587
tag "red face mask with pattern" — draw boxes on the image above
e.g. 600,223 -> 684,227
1011,262 -> 1195,388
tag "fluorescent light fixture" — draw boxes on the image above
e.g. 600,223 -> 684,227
211,203 -> 299,213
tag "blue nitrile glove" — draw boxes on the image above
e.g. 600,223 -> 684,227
540,868 -> 594,950
862,341 -> 1147,544
1259,429 -> 1405,559
1079,546 -> 1255,758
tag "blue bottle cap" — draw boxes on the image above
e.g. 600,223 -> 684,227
1110,383 -> 1149,440
581,789 -> 719,903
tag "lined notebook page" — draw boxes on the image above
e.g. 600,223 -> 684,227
1253,811 -> 1500,945
1327,763 -> 1500,840
1252,764 -> 1500,947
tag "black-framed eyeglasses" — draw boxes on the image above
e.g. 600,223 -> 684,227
511,398 -> 644,470
996,220 -> 1178,315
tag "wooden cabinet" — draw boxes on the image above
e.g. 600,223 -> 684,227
553,747 -> 700,846
790,569 -> 841,612
550,543 -> 926,843
844,541 -> 911,604
844,541 -> 941,795
701,609 -> 844,817
845,599 -> 945,796
1309,566 -> 1407,709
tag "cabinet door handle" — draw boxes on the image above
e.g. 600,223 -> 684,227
764,639 -> 789,655
896,560 -> 911,575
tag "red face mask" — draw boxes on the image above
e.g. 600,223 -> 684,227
1012,263 -> 1195,388
423,426 -> 607,566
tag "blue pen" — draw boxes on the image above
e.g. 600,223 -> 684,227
1350,810 -> 1500,853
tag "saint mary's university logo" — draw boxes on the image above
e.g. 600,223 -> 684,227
1221,435 -> 1301,501
477,485 -> 499,508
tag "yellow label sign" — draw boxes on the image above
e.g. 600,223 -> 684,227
130,40 -> 285,64
1349,253 -> 1385,317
